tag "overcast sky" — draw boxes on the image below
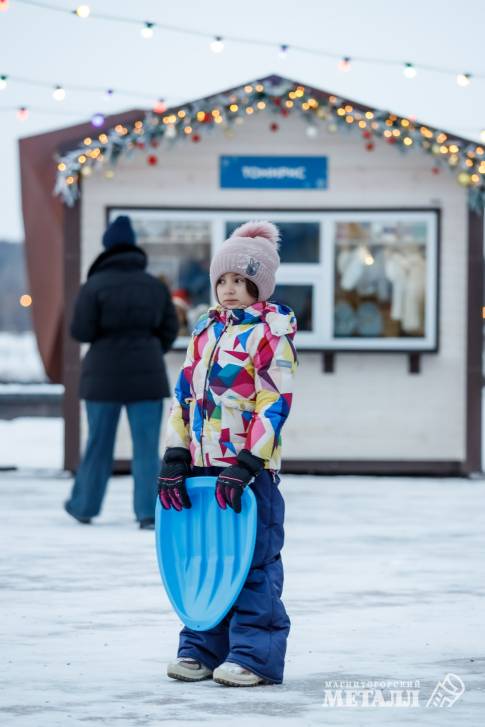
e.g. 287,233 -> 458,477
1,0 -> 484,241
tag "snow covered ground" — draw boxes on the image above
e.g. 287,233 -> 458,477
1,458 -> 485,724
0,418 -> 484,725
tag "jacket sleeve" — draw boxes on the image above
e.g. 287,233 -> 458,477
164,334 -> 195,451
244,317 -> 298,462
156,285 -> 179,353
70,284 -> 98,343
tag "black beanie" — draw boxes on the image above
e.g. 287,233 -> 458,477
102,216 -> 136,249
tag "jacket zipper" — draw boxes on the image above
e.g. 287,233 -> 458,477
199,312 -> 232,466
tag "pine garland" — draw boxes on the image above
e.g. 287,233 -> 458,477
54,75 -> 485,211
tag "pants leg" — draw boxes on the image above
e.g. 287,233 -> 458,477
226,470 -> 290,684
126,399 -> 163,522
178,616 -> 231,671
66,401 -> 122,518
176,466 -> 290,682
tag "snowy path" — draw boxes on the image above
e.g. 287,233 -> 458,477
1,471 -> 484,726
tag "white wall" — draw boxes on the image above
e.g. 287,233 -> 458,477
79,112 -> 468,463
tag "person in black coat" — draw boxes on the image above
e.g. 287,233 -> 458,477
64,215 -> 179,529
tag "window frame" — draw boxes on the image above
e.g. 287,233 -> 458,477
107,206 -> 440,353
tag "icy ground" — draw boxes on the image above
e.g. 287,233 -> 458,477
0,422 -> 485,725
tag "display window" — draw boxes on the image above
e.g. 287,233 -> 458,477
108,208 -> 439,351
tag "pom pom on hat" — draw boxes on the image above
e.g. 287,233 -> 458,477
230,220 -> 280,250
209,219 -> 281,302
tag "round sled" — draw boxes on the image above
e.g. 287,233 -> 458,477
155,476 -> 258,631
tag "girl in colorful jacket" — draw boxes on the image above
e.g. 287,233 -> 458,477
159,221 -> 297,687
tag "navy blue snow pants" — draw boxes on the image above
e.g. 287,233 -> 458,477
177,466 -> 290,684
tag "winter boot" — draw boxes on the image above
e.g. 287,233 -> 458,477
167,657 -> 213,682
212,661 -> 265,687
139,518 -> 155,530
64,502 -> 91,525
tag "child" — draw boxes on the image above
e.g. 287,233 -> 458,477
158,221 -> 297,687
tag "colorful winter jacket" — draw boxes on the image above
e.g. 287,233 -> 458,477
165,301 -> 298,470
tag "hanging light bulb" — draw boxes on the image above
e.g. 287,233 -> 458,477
210,36 -> 224,53
141,22 -> 154,39
91,113 -> 105,128
456,73 -> 471,87
53,85 -> 66,101
17,107 -> 28,121
75,5 -> 90,18
0,75 -> 7,90
480,130 -> 485,143
153,99 -> 167,113
403,63 -> 417,79
338,56 -> 351,72
279,44 -> 289,59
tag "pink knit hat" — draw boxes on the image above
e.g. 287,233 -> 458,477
210,221 -> 281,302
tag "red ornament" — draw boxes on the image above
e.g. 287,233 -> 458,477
362,130 -> 372,140
280,108 -> 289,117
147,154 -> 158,166
135,141 -> 145,149
270,122 -> 279,133
192,133 -> 201,143
274,98 -> 281,107
365,142 -> 375,151
386,136 -> 397,144
150,139 -> 159,148
432,166 -> 440,175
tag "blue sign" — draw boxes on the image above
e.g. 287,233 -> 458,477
220,155 -> 328,189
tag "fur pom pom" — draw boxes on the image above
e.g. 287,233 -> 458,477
230,220 -> 280,249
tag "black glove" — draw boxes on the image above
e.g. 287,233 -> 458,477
215,449 -> 265,514
158,447 -> 192,511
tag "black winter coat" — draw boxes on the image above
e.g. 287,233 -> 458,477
70,244 -> 179,402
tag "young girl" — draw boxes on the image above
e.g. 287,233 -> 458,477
158,221 -> 297,687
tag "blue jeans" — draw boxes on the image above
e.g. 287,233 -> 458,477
66,400 -> 163,521
177,466 -> 290,684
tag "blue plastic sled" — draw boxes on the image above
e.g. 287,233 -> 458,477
155,476 -> 257,631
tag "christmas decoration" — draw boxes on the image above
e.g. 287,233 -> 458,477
53,75 -> 485,211
147,154 -> 158,166
91,113 -> 105,128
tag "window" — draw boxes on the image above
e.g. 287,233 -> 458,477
108,208 -> 439,351
326,212 -> 438,350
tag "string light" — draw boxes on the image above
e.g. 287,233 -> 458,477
153,99 -> 167,113
52,85 -> 66,101
279,44 -> 289,59
8,0 -> 485,93
91,113 -> 105,128
403,63 -> 417,79
141,22 -> 154,39
210,36 -> 224,53
338,57 -> 352,72
19,294 -> 32,308
17,107 -> 28,121
0,75 -> 7,91
75,5 -> 90,18
456,73 -> 471,87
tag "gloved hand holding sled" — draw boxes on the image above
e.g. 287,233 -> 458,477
215,449 -> 265,514
158,447 -> 192,511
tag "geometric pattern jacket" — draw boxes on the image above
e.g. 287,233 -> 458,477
165,300 -> 298,470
